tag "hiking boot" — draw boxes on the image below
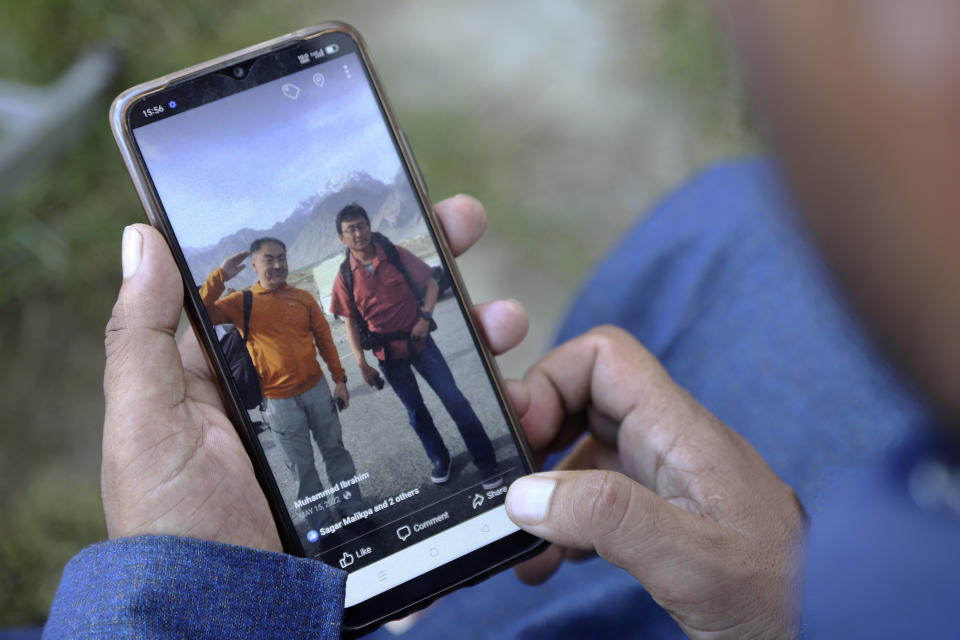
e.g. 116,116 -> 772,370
431,458 -> 451,484
477,459 -> 502,490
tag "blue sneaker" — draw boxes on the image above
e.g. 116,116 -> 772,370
431,458 -> 451,483
481,475 -> 503,491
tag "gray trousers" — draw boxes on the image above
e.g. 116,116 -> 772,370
264,378 -> 361,514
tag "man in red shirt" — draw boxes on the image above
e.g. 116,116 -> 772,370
330,203 -> 500,489
201,237 -> 363,532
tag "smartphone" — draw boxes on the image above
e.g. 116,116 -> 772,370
110,22 -> 545,634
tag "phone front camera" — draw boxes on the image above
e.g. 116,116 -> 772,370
232,66 -> 246,79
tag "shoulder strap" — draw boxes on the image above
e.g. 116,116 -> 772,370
241,289 -> 253,344
340,250 -> 371,334
372,232 -> 424,306
340,250 -> 357,311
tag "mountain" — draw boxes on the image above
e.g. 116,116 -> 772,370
371,168 -> 422,238
183,171 -> 425,288
181,206 -> 313,289
286,171 -> 392,269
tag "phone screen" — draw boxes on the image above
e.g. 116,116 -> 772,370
123,29 -> 537,619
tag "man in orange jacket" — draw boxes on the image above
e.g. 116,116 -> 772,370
200,237 -> 362,533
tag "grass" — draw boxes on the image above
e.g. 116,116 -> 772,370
652,0 -> 757,155
0,476 -> 105,621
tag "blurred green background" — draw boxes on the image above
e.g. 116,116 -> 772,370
0,0 -> 751,625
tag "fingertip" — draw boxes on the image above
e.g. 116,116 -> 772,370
496,298 -> 529,332
112,222 -> 184,330
128,222 -> 164,244
121,226 -> 143,279
434,194 -> 487,256
437,193 -> 486,219
123,224 -> 178,278
506,475 -> 557,526
475,299 -> 528,355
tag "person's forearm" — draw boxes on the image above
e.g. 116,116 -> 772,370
198,268 -> 231,323
313,318 -> 346,383
199,268 -> 227,301
421,278 -> 439,315
344,317 -> 367,367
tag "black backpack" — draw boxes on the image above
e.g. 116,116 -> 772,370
215,289 -> 263,410
339,232 -> 436,352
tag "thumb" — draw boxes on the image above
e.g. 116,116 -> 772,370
103,224 -> 187,450
506,470 -> 706,583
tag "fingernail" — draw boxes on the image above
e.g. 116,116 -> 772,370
507,476 -> 556,525
122,226 -> 143,278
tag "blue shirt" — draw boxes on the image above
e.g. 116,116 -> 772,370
802,435 -> 960,638
41,159 -> 954,639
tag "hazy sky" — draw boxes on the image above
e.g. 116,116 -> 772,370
135,52 -> 402,249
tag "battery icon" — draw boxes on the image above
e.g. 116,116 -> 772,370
324,44 -> 339,55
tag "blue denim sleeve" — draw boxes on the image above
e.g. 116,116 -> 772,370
42,536 -> 345,640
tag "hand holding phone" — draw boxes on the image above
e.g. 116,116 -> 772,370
109,24 -> 543,629
103,196 -> 529,610
333,381 -> 349,411
104,224 -> 283,553
359,361 -> 385,389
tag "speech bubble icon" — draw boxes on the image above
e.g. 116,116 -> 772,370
396,525 -> 411,542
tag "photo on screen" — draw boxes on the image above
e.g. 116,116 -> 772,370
132,52 -> 525,563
